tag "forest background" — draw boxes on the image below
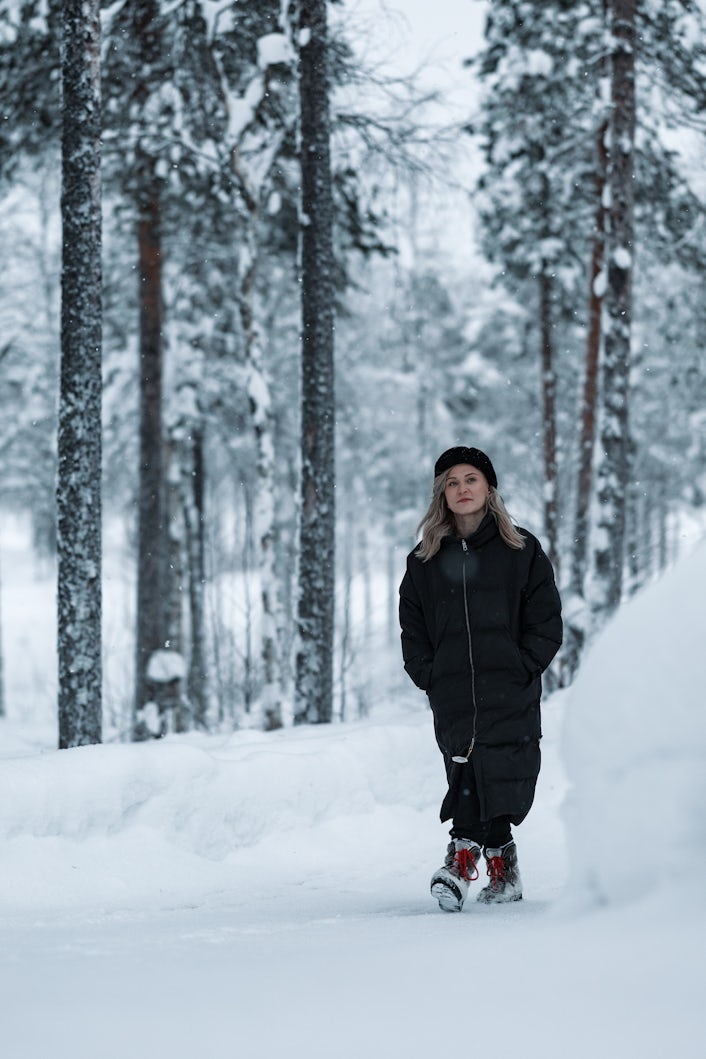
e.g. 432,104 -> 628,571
0,0 -> 705,747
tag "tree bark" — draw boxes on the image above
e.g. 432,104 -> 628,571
57,0 -> 102,748
161,435 -> 188,732
593,0 -> 636,619
563,115 -> 608,680
164,438 -> 183,657
185,428 -> 208,729
539,269 -> 559,577
238,213 -> 283,731
571,121 -> 607,600
626,462 -> 642,596
295,0 -> 336,725
0,549 -> 4,718
133,175 -> 166,737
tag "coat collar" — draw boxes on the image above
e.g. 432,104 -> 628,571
441,511 -> 499,551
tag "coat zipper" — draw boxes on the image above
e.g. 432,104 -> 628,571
451,537 -> 478,764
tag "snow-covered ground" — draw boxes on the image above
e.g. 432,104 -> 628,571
1,531 -> 705,1058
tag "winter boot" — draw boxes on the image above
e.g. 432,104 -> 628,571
477,840 -> 523,904
430,838 -> 482,912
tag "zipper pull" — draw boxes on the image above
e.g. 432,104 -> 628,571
452,739 -> 475,764
461,538 -> 468,552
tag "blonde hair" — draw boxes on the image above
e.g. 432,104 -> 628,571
416,473 -> 526,561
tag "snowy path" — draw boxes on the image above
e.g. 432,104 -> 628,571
1,694 -> 702,1059
4,876 -> 699,1059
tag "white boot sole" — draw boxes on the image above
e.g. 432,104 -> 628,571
431,880 -> 464,912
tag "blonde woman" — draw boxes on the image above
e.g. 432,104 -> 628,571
399,446 -> 562,912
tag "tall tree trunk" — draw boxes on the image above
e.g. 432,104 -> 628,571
539,269 -> 559,576
563,116 -> 608,680
164,437 -> 183,657
294,0 -> 336,725
572,126 -> 607,595
626,463 -> 642,597
593,0 -> 636,620
0,548 -> 4,718
638,478 -> 655,586
339,496 -> 353,723
185,428 -> 208,729
133,175 -> 166,738
242,479 -> 255,716
57,0 -> 102,748
160,435 -> 188,732
229,109 -> 285,728
238,226 -> 283,731
657,484 -> 669,573
386,536 -> 397,649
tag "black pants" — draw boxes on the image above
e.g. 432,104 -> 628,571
449,760 -> 513,849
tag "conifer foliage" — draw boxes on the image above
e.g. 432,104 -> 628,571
469,0 -> 599,578
470,0 -> 706,675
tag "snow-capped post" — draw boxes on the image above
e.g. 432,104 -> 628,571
57,0 -> 102,748
592,0 -> 636,620
140,648 -> 187,738
294,0 -> 336,724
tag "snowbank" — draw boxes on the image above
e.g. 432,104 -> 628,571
0,712 -> 439,910
562,542 -> 706,905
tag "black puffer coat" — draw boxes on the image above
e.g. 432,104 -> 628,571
399,513 -> 562,824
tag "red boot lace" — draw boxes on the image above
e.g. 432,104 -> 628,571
456,847 -> 479,882
486,855 -> 505,891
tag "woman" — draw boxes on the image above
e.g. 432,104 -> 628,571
399,446 -> 562,912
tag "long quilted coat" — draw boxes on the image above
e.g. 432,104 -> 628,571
399,513 -> 562,824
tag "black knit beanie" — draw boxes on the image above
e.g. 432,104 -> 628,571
434,446 -> 498,489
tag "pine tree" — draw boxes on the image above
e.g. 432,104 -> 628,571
563,2 -> 609,678
184,428 -> 208,728
469,0 -> 706,672
101,0 -> 292,734
102,0 -> 172,736
469,0 -> 599,577
226,10 -> 296,730
591,0 -> 637,619
294,0 -> 336,724
591,0 -> 706,617
57,0 -> 102,747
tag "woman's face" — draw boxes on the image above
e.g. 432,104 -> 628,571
444,464 -> 490,520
